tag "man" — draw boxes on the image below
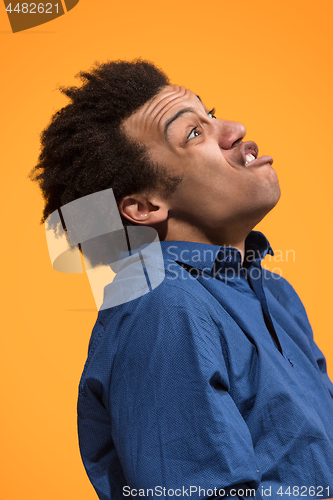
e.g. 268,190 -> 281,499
30,60 -> 333,499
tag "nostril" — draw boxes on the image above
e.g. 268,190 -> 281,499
231,138 -> 242,149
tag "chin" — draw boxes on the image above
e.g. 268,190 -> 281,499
261,194 -> 281,223
269,182 -> 281,207
262,172 -> 281,209
249,186 -> 281,227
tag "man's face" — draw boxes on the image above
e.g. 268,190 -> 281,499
122,85 -> 280,242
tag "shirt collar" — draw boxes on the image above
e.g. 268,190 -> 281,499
160,230 -> 274,275
244,230 -> 274,263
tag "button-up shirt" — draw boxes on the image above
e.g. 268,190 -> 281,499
77,231 -> 333,500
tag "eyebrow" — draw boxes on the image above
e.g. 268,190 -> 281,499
164,107 -> 197,141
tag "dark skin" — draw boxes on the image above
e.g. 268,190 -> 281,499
119,85 -> 281,262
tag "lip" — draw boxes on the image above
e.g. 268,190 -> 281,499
240,141 -> 258,163
240,141 -> 273,167
244,155 -> 274,167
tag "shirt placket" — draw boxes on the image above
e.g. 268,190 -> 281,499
246,261 -> 284,355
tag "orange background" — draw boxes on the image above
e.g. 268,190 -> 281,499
1,1 -> 333,498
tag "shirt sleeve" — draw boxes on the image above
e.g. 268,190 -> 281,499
78,280 -> 263,499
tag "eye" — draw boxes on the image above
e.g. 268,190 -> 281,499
186,108 -> 217,142
187,127 -> 200,141
208,108 -> 216,119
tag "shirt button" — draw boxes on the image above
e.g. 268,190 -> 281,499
288,358 -> 294,367
224,255 -> 233,263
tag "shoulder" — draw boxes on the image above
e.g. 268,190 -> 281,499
107,265 -> 213,327
262,268 -> 304,307
102,259 -> 211,317
97,262 -> 228,355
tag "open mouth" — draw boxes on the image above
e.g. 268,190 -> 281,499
245,151 -> 258,165
241,142 -> 259,166
241,142 -> 273,167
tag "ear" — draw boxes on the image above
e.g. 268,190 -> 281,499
119,193 -> 169,226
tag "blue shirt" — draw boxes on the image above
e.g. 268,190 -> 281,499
77,231 -> 333,500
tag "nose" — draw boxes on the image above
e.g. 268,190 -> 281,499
216,120 -> 246,150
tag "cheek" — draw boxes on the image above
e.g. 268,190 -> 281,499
168,146 -> 238,196
186,150 -> 230,182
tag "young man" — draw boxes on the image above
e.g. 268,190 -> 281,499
31,60 -> 333,499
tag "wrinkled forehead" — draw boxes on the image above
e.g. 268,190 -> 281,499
122,84 -> 206,144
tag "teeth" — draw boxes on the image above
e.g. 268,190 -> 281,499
245,153 -> 256,165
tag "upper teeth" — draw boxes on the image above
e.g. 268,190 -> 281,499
245,153 -> 256,164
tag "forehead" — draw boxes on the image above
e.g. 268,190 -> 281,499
122,84 -> 207,145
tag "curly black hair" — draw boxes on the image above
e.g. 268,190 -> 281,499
29,59 -> 183,232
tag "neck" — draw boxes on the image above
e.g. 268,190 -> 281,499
158,221 -> 252,265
